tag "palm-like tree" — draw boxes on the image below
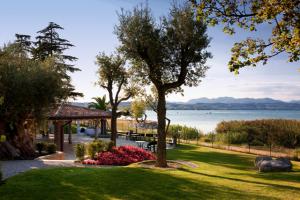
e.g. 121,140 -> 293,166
88,95 -> 109,110
88,95 -> 110,137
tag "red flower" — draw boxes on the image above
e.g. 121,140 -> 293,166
83,146 -> 156,166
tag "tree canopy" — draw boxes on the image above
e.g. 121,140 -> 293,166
191,0 -> 300,73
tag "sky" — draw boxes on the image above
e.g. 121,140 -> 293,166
1,0 -> 299,102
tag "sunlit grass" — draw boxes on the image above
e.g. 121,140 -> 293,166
0,145 -> 299,200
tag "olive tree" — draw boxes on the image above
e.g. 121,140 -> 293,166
191,0 -> 300,73
116,3 -> 211,167
0,44 -> 66,159
131,99 -> 147,124
96,52 -> 137,145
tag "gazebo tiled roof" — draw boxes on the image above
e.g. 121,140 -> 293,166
48,104 -> 111,120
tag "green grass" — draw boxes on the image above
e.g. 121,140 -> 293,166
1,145 -> 300,200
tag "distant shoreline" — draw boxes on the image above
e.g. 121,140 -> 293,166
149,108 -> 300,111
146,110 -> 300,133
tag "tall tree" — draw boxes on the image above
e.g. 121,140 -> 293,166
96,52 -> 137,145
116,3 -> 211,167
190,0 -> 300,73
33,22 -> 81,98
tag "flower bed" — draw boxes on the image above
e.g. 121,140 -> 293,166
83,146 -> 156,166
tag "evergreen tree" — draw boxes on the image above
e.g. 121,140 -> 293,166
33,22 -> 80,74
33,22 -> 82,98
15,34 -> 32,57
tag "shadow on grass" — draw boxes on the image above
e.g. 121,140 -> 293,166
171,144 -> 300,184
0,167 -> 278,200
249,171 -> 300,183
167,144 -> 254,171
179,168 -> 300,192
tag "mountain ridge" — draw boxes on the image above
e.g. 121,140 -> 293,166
71,97 -> 300,110
186,97 -> 285,104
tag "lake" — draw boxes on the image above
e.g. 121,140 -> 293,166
146,110 -> 300,133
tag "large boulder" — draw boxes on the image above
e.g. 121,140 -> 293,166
255,156 -> 272,168
255,156 -> 293,172
275,157 -> 293,171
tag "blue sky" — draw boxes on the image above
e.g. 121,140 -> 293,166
1,0 -> 299,102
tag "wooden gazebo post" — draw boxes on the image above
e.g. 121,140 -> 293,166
54,121 -> 64,151
101,118 -> 107,135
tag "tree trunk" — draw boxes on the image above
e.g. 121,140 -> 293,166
12,122 -> 35,159
101,119 -> 107,135
110,107 -> 117,146
173,136 -> 177,146
156,90 -> 167,167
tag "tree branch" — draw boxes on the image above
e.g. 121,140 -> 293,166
100,84 -> 108,89
117,93 -> 132,105
115,76 -> 125,103
164,47 -> 188,90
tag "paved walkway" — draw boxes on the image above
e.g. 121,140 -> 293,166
0,135 -> 144,180
0,160 -> 81,180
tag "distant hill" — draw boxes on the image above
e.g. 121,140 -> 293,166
71,97 -> 300,110
166,102 -> 300,110
70,102 -> 89,108
187,97 -> 283,104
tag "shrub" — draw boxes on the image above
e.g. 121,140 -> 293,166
46,143 -> 57,154
223,131 -> 248,144
83,146 -> 156,166
293,148 -> 300,161
63,125 -> 77,134
167,124 -> 203,142
35,142 -> 46,154
0,135 -> 6,142
74,143 -> 85,161
204,132 -> 216,144
71,125 -> 77,134
204,138 -> 211,143
167,124 -> 182,138
87,140 -> 108,159
215,119 -> 300,148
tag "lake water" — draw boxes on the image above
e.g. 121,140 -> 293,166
146,110 -> 300,133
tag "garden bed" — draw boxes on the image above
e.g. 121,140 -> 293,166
82,145 -> 156,166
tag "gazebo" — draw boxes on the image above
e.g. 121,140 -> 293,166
48,104 -> 111,151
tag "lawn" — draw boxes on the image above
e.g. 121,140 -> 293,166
0,145 -> 300,200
